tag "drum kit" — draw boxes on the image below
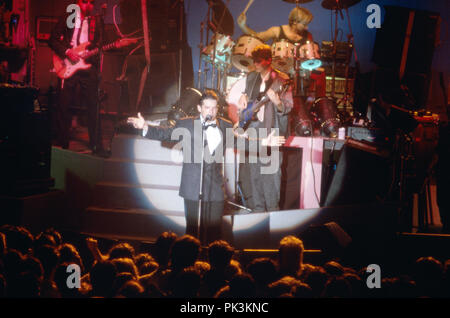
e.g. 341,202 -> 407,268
174,0 -> 360,137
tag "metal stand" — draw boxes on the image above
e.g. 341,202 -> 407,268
197,121 -> 208,243
94,13 -> 105,153
196,0 -> 229,91
176,0 -> 185,99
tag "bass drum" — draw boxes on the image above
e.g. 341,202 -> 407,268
167,87 -> 202,124
168,87 -> 230,123
311,96 -> 339,137
225,77 -> 247,124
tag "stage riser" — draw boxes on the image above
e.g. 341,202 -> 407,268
84,207 -> 186,239
82,205 -> 392,250
111,135 -> 183,161
102,159 -> 182,186
93,183 -> 184,213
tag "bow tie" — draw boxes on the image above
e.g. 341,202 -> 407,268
204,123 -> 217,129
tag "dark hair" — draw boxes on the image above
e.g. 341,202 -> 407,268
154,231 -> 177,268
199,89 -> 219,106
90,260 -> 118,297
251,44 -> 272,61
108,242 -> 135,261
207,240 -> 234,269
169,235 -> 201,271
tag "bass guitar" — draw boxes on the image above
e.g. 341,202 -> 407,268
53,38 -> 138,79
239,79 -> 289,130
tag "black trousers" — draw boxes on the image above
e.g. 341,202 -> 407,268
184,199 -> 224,244
57,68 -> 102,150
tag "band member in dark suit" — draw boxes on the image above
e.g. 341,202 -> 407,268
48,0 -> 105,154
127,90 -> 285,243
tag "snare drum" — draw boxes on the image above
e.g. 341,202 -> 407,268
201,33 -> 235,68
271,40 -> 295,75
299,41 -> 322,71
231,35 -> 264,72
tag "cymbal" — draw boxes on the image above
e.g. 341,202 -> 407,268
321,0 -> 361,10
208,0 -> 234,36
283,0 -> 314,3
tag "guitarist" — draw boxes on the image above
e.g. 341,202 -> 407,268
237,44 -> 293,212
48,0 -> 105,154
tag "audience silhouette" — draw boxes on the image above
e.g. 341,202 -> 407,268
0,224 -> 449,298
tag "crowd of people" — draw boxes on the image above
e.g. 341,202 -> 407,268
0,224 -> 449,298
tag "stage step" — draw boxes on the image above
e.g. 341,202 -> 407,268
84,206 -> 186,240
93,181 -> 184,212
102,158 -> 182,186
111,134 -> 183,162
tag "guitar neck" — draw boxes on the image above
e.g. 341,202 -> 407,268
82,42 -> 117,59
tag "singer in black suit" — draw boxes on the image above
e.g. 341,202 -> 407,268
127,90 -> 285,244
48,0 -> 105,153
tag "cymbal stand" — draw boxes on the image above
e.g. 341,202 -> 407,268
197,21 -> 205,89
330,6 -> 340,100
293,43 -> 309,97
337,7 -> 358,114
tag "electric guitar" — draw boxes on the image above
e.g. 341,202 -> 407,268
52,38 -> 139,79
239,79 -> 290,130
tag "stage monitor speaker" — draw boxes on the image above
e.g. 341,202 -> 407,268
323,143 -> 390,207
300,222 -> 352,258
372,6 -> 440,75
280,147 -> 302,210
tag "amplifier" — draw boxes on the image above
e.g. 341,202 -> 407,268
325,76 -> 354,95
36,17 -> 58,41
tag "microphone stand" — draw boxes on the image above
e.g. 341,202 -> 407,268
197,119 -> 209,243
94,10 -> 106,154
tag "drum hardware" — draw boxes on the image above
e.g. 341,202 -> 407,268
271,39 -> 296,75
297,41 -> 322,71
231,35 -> 264,72
292,43 -> 312,97
197,0 -> 234,91
320,41 -> 352,63
321,0 -> 360,114
311,96 -> 340,138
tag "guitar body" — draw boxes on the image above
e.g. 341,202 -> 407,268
239,99 -> 265,130
53,42 -> 92,79
238,78 -> 288,130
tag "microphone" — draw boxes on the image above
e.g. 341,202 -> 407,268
205,115 -> 212,122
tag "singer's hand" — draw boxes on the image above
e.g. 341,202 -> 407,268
262,130 -> 285,147
127,112 -> 147,130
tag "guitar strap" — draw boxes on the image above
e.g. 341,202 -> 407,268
263,75 -> 278,131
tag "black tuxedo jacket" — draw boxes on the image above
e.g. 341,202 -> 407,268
145,116 -> 233,202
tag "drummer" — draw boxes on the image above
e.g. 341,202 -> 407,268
237,5 -> 326,120
237,6 -> 313,45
